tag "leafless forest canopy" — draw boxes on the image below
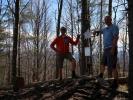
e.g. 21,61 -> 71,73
0,0 -> 128,87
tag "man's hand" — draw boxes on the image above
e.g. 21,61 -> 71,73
77,34 -> 80,39
93,31 -> 100,36
110,47 -> 115,55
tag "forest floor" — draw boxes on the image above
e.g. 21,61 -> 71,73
0,76 -> 128,100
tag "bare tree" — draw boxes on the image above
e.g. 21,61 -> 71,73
108,0 -> 112,16
12,0 -> 19,91
55,0 -> 63,78
80,0 -> 89,75
128,0 -> 133,99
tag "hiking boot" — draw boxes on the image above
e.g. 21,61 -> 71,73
72,74 -> 79,79
96,76 -> 109,88
110,81 -> 118,89
56,77 -> 62,80
96,74 -> 103,81
97,73 -> 103,78
72,71 -> 79,79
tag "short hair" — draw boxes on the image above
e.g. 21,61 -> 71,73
104,15 -> 112,20
60,27 -> 67,32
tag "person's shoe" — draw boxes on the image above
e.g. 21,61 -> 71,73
96,75 -> 109,88
56,77 -> 62,80
98,73 -> 103,78
72,71 -> 79,79
110,81 -> 118,89
96,73 -> 103,81
72,74 -> 79,79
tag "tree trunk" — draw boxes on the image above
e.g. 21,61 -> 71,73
18,25 -> 21,77
69,0 -> 74,54
36,24 -> 39,81
56,0 -> 63,78
128,0 -> 133,99
56,0 -> 63,37
12,0 -> 19,91
99,0 -> 103,70
43,13 -> 47,80
35,0 -> 41,82
123,16 -> 128,76
108,0 -> 112,16
87,2 -> 92,75
80,0 -> 89,75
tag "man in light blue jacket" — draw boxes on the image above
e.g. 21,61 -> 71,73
94,15 -> 119,89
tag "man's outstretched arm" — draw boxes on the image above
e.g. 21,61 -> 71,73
69,34 -> 80,45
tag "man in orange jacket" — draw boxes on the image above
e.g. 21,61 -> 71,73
50,27 -> 80,80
